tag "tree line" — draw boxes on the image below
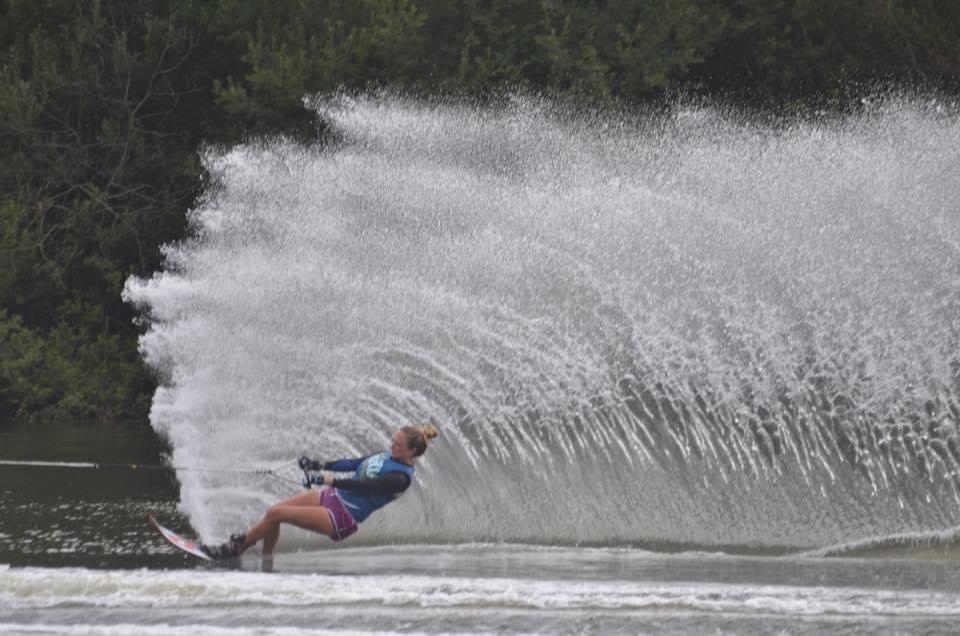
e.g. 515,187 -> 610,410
1,0 -> 957,427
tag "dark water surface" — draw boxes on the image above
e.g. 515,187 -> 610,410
0,423 -> 187,569
4,425 -> 960,634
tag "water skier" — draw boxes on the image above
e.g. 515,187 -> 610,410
202,425 -> 439,559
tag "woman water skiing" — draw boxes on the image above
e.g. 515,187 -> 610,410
202,425 -> 439,559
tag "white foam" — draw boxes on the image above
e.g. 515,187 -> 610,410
4,566 -> 960,617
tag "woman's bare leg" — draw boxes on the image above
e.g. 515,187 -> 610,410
242,490 -> 335,556
261,523 -> 281,555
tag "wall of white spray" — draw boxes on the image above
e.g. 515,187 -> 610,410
124,94 -> 960,550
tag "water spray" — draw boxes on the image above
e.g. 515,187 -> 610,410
122,94 -> 960,548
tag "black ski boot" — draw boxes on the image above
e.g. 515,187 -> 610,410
202,533 -> 246,560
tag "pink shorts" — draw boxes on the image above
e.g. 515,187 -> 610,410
319,487 -> 358,541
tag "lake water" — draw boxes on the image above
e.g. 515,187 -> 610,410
4,454 -> 960,635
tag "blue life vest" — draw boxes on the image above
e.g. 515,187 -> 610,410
335,451 -> 414,523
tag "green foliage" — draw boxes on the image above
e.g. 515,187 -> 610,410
1,0 -> 957,427
700,0 -> 960,101
0,0 -> 195,426
532,3 -> 609,96
0,309 -> 150,426
609,0 -> 728,96
204,0 -> 429,138
450,1 -> 541,89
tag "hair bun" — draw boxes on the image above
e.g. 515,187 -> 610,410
420,424 -> 440,442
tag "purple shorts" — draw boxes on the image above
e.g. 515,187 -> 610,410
319,487 -> 358,541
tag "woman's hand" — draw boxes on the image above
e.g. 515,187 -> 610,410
301,471 -> 331,489
297,456 -> 321,471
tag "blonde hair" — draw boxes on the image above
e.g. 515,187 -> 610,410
401,425 -> 440,457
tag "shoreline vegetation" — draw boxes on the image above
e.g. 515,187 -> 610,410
2,0 -> 959,432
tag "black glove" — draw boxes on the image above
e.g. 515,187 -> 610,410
301,473 -> 325,489
297,456 -> 321,471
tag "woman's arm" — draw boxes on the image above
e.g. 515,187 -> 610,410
332,471 -> 411,495
321,457 -> 368,472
